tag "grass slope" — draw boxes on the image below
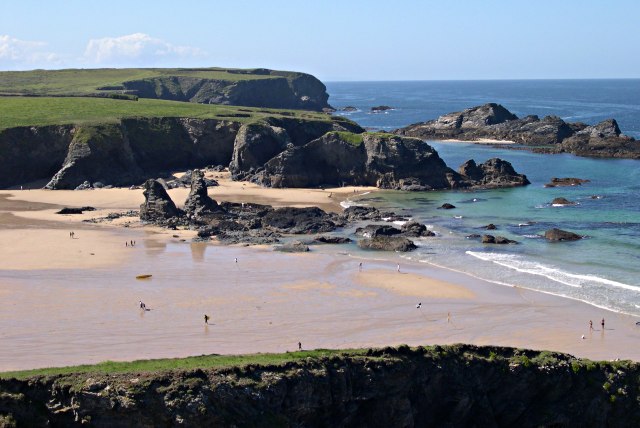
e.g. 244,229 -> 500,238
0,67 -> 296,97
0,96 -> 330,130
0,349 -> 359,380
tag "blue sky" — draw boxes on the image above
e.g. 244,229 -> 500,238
1,0 -> 638,81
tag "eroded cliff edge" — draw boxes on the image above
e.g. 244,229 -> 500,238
1,344 -> 638,427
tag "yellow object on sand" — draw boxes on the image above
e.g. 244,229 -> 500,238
136,274 -> 152,279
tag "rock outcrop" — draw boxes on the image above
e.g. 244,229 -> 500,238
358,236 -> 417,252
544,228 -> 583,241
246,132 -> 529,190
2,344 -> 638,427
396,103 -> 640,159
182,169 -> 219,218
139,179 -> 182,221
545,177 -> 591,187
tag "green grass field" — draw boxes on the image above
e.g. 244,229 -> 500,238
0,68 -> 290,97
0,349 -> 360,380
0,96 -> 330,130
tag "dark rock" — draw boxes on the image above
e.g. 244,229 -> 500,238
140,179 -> 182,221
341,206 -> 384,222
358,236 -> 417,252
274,240 -> 310,252
397,104 -> 640,159
314,236 -> 352,244
74,180 -> 92,190
544,228 -> 583,241
551,197 -> 575,205
250,132 -> 456,190
229,123 -> 291,179
56,206 -> 96,214
341,106 -> 358,112
458,158 -> 530,188
439,203 -> 456,209
466,234 -> 482,239
482,235 -> 517,244
482,234 -> 496,244
401,221 -> 435,237
355,224 -> 402,238
183,169 -> 219,218
495,236 -> 517,244
545,177 -> 591,187
262,207 -> 338,234
371,105 -> 393,112
483,224 -> 497,230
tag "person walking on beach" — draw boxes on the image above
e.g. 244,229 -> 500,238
359,262 -> 362,271
298,342 -> 302,351
601,318 -> 605,330
589,320 -> 593,331
397,264 -> 401,273
204,314 -> 210,325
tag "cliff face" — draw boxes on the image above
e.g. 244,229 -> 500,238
397,103 -> 640,159
0,126 -> 74,186
1,345 -> 638,427
243,132 -> 529,190
121,70 -> 332,111
0,114 -> 363,189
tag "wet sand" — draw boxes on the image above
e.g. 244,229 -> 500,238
1,180 -> 639,371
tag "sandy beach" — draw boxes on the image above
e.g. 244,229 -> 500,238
1,176 -> 639,371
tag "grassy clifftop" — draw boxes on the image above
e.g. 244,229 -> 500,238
1,344 -> 638,427
0,96 -> 331,130
0,68 -> 294,97
0,67 -> 333,111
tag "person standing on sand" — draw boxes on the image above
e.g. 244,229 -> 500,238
601,318 -> 605,330
298,342 -> 302,351
589,320 -> 593,331
139,300 -> 146,310
359,262 -> 362,271
204,314 -> 210,325
397,264 -> 400,273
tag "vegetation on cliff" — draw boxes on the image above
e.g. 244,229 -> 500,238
1,344 -> 638,427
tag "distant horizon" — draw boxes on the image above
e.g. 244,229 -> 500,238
2,67 -> 639,84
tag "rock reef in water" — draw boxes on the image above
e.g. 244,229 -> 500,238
1,344 -> 638,427
396,103 -> 640,159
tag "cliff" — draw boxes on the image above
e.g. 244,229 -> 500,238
0,68 -> 333,111
1,344 -> 638,427
396,103 -> 640,159
0,116 -> 363,189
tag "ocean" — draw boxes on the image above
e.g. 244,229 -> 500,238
325,80 -> 640,317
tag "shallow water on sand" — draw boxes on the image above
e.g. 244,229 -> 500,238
327,80 -> 640,318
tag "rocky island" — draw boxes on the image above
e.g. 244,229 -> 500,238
396,103 -> 640,159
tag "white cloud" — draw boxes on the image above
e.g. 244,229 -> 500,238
84,33 -> 205,65
0,35 -> 59,66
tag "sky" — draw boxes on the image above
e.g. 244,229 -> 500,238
1,0 -> 638,81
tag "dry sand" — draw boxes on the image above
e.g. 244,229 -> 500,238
0,177 -> 639,371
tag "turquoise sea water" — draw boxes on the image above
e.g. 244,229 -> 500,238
326,80 -> 640,316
